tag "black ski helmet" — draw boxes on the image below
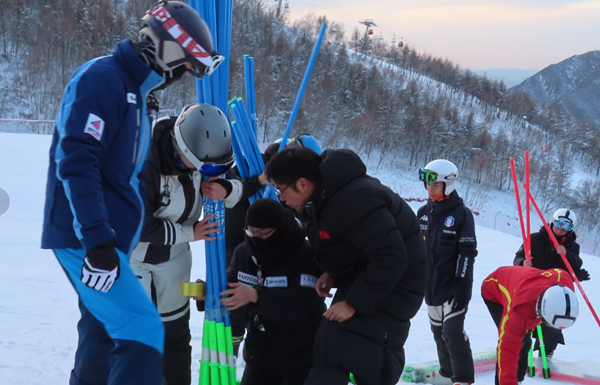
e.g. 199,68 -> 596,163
140,1 -> 224,78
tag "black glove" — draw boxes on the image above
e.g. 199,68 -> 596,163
81,243 -> 121,292
576,268 -> 590,281
447,280 -> 471,311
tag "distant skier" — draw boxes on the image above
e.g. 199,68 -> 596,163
482,266 -> 579,385
513,208 -> 589,358
417,159 -> 476,385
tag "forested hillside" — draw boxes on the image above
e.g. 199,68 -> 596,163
1,0 -> 600,246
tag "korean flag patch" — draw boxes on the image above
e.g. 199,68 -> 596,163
84,113 -> 105,141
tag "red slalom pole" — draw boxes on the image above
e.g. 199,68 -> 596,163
509,158 -> 531,258
524,185 -> 600,328
525,152 -> 532,261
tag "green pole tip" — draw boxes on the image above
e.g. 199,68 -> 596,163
249,57 -> 254,59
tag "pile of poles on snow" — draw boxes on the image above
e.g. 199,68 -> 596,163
191,0 -> 327,383
510,153 -> 600,382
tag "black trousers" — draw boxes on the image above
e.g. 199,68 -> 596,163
163,311 -> 192,385
428,303 -> 475,383
484,298 -> 532,385
240,362 -> 311,385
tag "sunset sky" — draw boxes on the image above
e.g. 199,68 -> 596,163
284,0 -> 600,71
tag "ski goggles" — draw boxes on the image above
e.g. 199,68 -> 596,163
199,159 -> 235,178
553,217 -> 574,232
419,169 -> 439,184
149,4 -> 225,78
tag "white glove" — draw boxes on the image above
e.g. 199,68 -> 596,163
80,245 -> 121,292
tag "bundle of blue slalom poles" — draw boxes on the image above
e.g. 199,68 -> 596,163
190,0 -> 327,381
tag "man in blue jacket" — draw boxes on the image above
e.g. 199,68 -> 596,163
41,2 -> 224,385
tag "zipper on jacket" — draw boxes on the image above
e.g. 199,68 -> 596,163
132,108 -> 140,163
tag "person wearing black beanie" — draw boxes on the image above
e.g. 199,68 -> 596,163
221,198 -> 326,385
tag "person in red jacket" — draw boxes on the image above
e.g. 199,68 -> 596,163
481,266 -> 579,385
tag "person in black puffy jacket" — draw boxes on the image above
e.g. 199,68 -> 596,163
221,198 -> 325,385
265,147 -> 428,385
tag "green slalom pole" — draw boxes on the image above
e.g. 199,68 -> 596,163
217,322 -> 230,385
225,325 -> 236,385
528,332 -> 535,377
537,325 -> 551,379
208,320 -> 220,384
200,318 -> 211,385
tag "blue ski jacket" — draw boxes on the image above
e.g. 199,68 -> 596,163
42,39 -> 164,254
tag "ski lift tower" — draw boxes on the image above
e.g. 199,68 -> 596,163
359,19 -> 377,51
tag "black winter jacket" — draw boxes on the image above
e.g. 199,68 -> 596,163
301,149 -> 427,384
228,209 -> 325,375
417,191 -> 478,306
304,149 -> 428,320
513,226 -> 582,272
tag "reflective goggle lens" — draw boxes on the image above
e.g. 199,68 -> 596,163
553,218 -> 573,231
204,54 -> 225,76
419,169 -> 438,184
199,161 -> 234,177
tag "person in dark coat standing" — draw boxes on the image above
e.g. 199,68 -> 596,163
220,198 -> 325,385
417,159 -> 476,385
513,208 -> 589,357
265,147 -> 428,385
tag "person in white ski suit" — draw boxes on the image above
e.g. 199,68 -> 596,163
131,104 -> 242,385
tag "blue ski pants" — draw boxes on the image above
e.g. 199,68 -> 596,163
54,248 -> 164,385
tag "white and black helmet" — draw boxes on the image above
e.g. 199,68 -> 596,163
140,1 -> 224,78
419,159 -> 459,195
174,104 -> 234,176
552,208 -> 577,232
537,285 -> 579,329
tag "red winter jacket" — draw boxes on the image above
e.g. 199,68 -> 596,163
481,266 -> 574,385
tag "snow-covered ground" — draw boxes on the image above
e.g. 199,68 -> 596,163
1,132 -> 599,384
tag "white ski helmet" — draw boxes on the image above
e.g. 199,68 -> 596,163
173,104 -> 234,175
537,285 -> 579,329
552,208 -> 577,232
419,159 -> 458,195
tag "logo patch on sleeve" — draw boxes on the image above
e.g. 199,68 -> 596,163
127,93 -> 137,104
264,276 -> 288,287
300,274 -> 317,288
84,113 -> 105,140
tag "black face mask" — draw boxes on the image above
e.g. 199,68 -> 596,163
249,228 -> 284,252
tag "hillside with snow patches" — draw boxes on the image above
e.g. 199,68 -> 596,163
511,50 -> 600,128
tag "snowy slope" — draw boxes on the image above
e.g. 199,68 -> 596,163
1,132 -> 599,385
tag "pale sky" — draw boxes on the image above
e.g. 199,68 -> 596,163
284,0 -> 600,71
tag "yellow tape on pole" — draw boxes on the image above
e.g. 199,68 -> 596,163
181,282 -> 205,297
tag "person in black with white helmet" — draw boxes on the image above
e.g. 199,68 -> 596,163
131,103 -> 242,385
417,159 -> 477,385
219,198 -> 325,385
513,208 -> 589,358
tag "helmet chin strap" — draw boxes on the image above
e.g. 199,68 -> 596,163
132,40 -> 187,90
